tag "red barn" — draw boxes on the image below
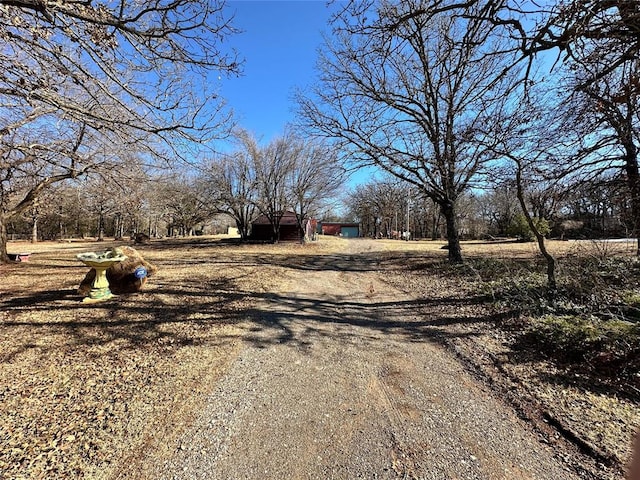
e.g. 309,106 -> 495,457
251,211 -> 304,242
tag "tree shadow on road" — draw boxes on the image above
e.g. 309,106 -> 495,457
234,289 -> 500,352
0,239 -> 493,363
0,278 -> 495,365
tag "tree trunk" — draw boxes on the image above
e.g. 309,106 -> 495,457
515,165 -> 557,295
271,222 -> 280,243
298,218 -> 306,244
97,210 -> 105,241
116,215 -> 124,239
0,216 -> 8,263
59,206 -> 65,240
441,201 -> 463,263
431,211 -> 441,240
622,141 -> 640,256
31,215 -> 38,243
236,219 -> 248,241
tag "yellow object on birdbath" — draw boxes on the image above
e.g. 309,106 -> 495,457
76,249 -> 127,303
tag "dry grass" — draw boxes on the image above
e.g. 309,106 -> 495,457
382,238 -> 640,473
1,236 -> 638,479
0,236 -> 312,479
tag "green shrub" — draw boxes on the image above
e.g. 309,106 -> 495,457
622,290 -> 640,306
507,214 -> 550,242
526,315 -> 640,364
456,254 -> 640,375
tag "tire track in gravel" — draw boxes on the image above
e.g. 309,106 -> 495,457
155,239 -> 582,480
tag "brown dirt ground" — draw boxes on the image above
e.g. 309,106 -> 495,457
0,235 -> 637,479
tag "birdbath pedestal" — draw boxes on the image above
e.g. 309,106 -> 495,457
77,251 -> 127,303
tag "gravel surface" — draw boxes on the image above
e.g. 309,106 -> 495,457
148,239 -> 581,480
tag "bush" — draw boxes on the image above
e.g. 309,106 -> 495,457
507,214 -> 550,241
525,315 -> 640,367
446,254 -> 640,375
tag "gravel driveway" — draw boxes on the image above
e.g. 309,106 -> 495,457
153,239 -> 580,479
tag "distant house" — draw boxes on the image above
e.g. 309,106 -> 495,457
251,211 -> 304,242
319,222 -> 360,238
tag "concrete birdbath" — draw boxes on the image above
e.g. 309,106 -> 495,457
76,250 -> 127,303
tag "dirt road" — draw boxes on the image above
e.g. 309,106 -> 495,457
154,239 -> 580,479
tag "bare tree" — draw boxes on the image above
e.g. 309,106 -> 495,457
205,130 -> 344,243
287,138 -> 346,242
521,1 -> 640,255
514,159 -> 557,294
253,133 -> 298,243
0,0 -> 241,261
371,0 -> 638,90
485,87 -> 564,294
80,176 -> 120,241
347,184 -> 379,238
559,59 -> 640,252
478,183 -> 519,237
508,0 -> 640,251
298,0 -> 521,262
16,183 -> 76,241
157,176 -> 216,237
411,195 -> 442,240
561,177 -> 630,238
347,178 -> 410,239
206,131 -> 260,241
519,0 -> 639,90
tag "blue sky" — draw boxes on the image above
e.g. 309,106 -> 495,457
220,0 -> 335,144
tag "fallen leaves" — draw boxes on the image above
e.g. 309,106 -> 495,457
3,236 -> 637,479
0,238 -> 260,479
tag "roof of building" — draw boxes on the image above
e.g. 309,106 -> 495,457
320,222 -> 359,227
252,211 -> 299,226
